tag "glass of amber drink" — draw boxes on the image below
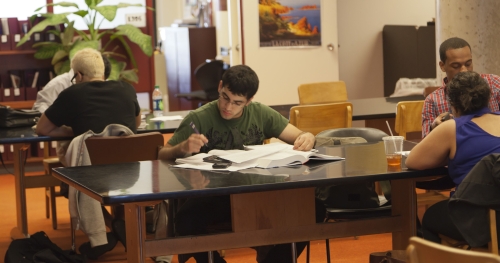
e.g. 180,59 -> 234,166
382,136 -> 404,166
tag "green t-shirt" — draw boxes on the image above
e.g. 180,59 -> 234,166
168,100 -> 289,152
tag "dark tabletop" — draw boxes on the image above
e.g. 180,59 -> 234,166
0,111 -> 192,144
0,96 -> 425,144
53,141 -> 447,205
270,95 -> 425,120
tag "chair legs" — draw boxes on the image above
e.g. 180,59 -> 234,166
326,239 -> 331,263
291,242 -> 298,263
70,217 -> 76,251
208,251 -> 214,263
45,187 -> 50,219
44,186 -> 60,230
306,241 -> 310,263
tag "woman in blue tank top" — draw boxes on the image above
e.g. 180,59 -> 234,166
406,71 -> 500,245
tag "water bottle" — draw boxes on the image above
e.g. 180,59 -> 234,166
152,85 -> 163,117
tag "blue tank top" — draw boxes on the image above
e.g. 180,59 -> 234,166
448,107 -> 500,186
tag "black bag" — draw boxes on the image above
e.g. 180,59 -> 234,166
316,182 -> 384,209
369,250 -> 407,263
4,231 -> 86,263
0,105 -> 41,128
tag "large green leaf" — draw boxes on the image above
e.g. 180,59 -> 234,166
54,59 -> 71,75
116,3 -> 143,8
95,5 -> 118,21
108,57 -> 126,81
52,49 -> 69,65
109,35 -> 137,68
69,40 -> 100,60
85,0 -> 103,9
120,69 -> 139,84
17,13 -> 70,46
35,2 -> 79,12
61,21 -> 77,46
74,10 -> 89,18
114,25 -> 153,56
34,44 -> 62,60
32,41 -> 60,48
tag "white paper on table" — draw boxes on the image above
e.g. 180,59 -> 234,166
149,115 -> 184,121
220,143 -> 290,164
173,160 -> 258,172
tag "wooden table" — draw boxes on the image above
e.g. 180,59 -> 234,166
0,110 -> 189,239
53,142 -> 447,263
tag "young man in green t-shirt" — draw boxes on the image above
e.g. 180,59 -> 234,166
159,65 -> 318,263
159,65 -> 315,160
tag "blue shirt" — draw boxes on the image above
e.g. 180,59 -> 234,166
448,107 -> 500,186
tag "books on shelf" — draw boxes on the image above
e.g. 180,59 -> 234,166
174,143 -> 343,171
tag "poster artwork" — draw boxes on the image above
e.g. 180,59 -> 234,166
259,0 -> 321,47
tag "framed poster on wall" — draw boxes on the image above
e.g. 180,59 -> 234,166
259,0 -> 321,48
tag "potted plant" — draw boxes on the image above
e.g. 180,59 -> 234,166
17,0 -> 153,83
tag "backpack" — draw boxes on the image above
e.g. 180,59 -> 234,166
4,231 -> 86,263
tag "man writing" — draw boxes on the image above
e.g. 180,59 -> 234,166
422,37 -> 500,137
159,65 -> 318,263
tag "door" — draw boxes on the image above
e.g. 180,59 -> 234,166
230,0 -> 339,105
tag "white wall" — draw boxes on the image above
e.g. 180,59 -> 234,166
156,0 -> 184,28
337,0 -> 436,99
156,0 -> 437,103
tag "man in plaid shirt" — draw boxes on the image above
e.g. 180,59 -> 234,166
422,37 -> 500,137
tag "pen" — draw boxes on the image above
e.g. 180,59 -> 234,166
190,121 -> 208,147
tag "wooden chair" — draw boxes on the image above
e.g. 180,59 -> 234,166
297,81 -> 348,105
70,132 -> 165,250
423,86 -> 440,98
289,102 -> 353,135
85,132 -> 164,165
395,100 -> 424,139
42,141 -> 64,230
439,207 -> 498,255
407,236 -> 500,263
395,101 -> 449,208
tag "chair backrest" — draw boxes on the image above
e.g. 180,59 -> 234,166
194,59 -> 229,101
395,100 -> 424,139
298,81 -> 348,105
407,237 -> 500,263
85,132 -> 164,165
423,86 -> 440,98
316,128 -> 388,143
289,102 -> 352,135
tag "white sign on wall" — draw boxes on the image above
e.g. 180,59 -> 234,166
125,13 -> 146,27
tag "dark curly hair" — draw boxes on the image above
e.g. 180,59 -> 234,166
446,71 -> 490,114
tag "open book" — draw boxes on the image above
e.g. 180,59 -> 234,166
246,145 -> 342,168
174,143 -> 343,170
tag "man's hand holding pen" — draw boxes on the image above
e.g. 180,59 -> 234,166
179,121 -> 208,154
181,133 -> 208,154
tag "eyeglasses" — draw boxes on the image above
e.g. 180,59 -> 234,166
219,93 -> 246,107
71,72 -> 84,85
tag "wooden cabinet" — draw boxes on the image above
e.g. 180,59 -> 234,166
161,27 -> 217,111
382,25 -> 436,97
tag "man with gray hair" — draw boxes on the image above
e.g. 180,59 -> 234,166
36,48 -> 140,137
36,48 -> 141,259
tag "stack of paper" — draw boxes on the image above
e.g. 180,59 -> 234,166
174,143 -> 343,171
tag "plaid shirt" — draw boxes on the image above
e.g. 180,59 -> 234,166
422,74 -> 500,137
